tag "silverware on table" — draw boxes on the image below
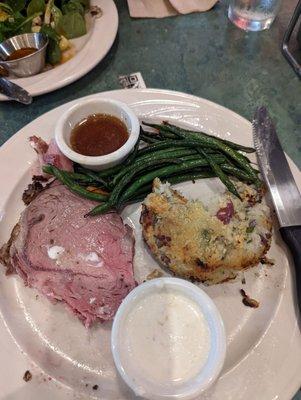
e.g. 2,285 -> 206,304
0,33 -> 48,78
253,106 -> 301,311
0,77 -> 32,104
282,0 -> 301,79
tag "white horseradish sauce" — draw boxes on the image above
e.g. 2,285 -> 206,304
121,288 -> 211,384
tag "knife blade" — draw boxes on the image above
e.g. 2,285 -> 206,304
253,106 -> 301,311
0,77 -> 32,105
253,106 -> 301,227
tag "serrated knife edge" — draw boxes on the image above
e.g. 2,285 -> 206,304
252,106 -> 301,227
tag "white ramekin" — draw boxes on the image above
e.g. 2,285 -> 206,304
111,277 -> 226,400
55,97 -> 140,171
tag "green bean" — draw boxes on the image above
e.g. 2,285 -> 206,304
95,163 -> 122,178
220,164 -> 257,182
141,128 -> 176,141
43,165 -> 108,202
42,165 -> 54,175
142,122 -> 179,139
136,146 -> 219,162
116,193 -> 152,207
140,134 -> 160,144
136,140 -> 175,156
111,159 -> 180,204
112,150 -> 226,187
143,121 -> 255,153
142,123 -> 178,140
167,171 -> 216,184
136,140 -> 181,155
129,170 -> 216,200
118,158 -> 227,204
165,122 -> 256,153
63,171 -> 96,184
136,139 -> 216,158
113,151 -> 189,186
87,159 -> 181,216
85,202 -> 112,217
140,131 -> 161,140
76,167 -> 110,188
137,147 -> 199,160
197,149 -> 241,199
159,124 -> 258,181
125,136 -> 141,165
114,149 -> 208,183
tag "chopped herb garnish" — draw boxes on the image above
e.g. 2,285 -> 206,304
201,229 -> 211,241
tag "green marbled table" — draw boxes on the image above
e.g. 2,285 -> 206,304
0,0 -> 300,398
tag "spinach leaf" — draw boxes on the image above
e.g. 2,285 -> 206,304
6,0 -> 26,13
0,18 -> 16,40
17,17 -> 32,33
40,23 -> 59,40
27,0 -> 45,16
62,0 -> 84,16
0,20 -> 15,36
15,12 -> 41,31
40,24 -> 61,65
79,0 -> 89,10
57,10 -> 86,39
0,2 -> 14,14
0,12 -> 39,39
61,0 -> 90,11
46,37 -> 61,64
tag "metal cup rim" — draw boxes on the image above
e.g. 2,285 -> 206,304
0,33 -> 49,64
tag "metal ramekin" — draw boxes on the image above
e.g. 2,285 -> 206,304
0,33 -> 48,78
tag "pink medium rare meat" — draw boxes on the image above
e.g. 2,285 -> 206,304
29,136 -> 73,175
1,183 -> 136,327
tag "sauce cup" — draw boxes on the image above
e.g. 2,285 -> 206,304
55,97 -> 140,171
111,277 -> 226,400
0,33 -> 48,77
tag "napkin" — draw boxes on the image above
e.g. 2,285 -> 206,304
127,0 -> 218,18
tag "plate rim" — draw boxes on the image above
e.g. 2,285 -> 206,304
0,88 -> 300,400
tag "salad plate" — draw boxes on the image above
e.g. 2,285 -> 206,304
0,0 -> 118,100
0,88 -> 300,400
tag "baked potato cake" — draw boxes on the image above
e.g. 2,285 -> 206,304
140,178 -> 272,284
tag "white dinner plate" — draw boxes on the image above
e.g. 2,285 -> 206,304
0,0 -> 118,101
0,89 -> 300,400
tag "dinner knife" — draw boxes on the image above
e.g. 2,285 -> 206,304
253,106 -> 301,311
0,77 -> 32,105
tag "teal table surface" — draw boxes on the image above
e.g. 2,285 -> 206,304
0,0 -> 300,398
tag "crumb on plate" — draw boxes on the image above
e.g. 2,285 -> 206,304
146,269 -> 164,281
23,370 -> 32,382
240,289 -> 259,308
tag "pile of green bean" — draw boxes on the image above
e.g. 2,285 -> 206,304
43,122 -> 261,216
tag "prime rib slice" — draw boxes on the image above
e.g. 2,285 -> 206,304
0,182 -> 136,327
29,135 -> 73,176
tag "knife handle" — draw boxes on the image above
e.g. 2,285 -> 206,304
280,226 -> 301,312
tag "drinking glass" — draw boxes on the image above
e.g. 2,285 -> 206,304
228,0 -> 282,31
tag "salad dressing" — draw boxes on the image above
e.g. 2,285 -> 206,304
7,47 -> 37,61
